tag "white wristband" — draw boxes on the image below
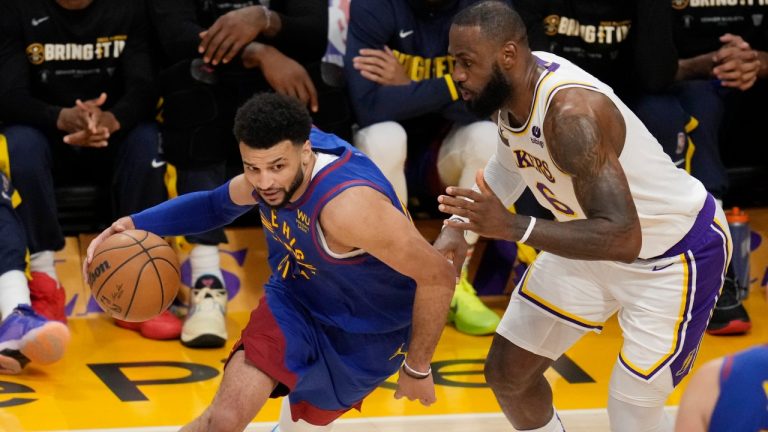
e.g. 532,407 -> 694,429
518,216 -> 536,244
402,359 -> 432,378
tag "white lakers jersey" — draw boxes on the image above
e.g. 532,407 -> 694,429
497,52 -> 707,259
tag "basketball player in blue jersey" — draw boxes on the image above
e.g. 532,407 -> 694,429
435,2 -> 731,432
675,344 -> 768,432
84,92 -> 455,432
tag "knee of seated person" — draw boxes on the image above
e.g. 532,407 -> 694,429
121,122 -> 160,158
463,121 -> 499,151
629,96 -> 688,157
609,365 -> 672,408
676,79 -> 720,96
463,121 -> 498,168
354,121 -> 407,166
2,125 -> 51,172
3,125 -> 49,155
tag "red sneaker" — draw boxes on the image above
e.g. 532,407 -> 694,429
115,310 -> 182,340
29,272 -> 67,323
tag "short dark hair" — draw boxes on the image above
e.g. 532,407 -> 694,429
452,1 -> 527,46
233,93 -> 312,149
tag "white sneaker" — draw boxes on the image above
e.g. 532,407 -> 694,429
181,275 -> 228,348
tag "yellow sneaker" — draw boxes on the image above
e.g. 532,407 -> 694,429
447,272 -> 500,336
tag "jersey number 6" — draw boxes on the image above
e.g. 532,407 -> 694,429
536,182 -> 576,217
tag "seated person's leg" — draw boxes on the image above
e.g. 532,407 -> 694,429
177,164 -> 229,349
112,122 -> 167,215
672,82 -> 749,335
154,68 -> 240,344
630,93 -> 692,171
0,170 -> 69,374
2,126 -> 66,323
437,121 -> 497,190
353,121 -> 408,201
720,80 -> 768,172
109,122 -> 183,338
675,80 -> 728,200
437,121 -> 500,336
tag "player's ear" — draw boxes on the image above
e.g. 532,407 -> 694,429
501,41 -> 517,68
301,139 -> 312,164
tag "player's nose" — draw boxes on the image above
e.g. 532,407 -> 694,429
255,174 -> 275,190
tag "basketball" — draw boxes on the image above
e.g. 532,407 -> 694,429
87,230 -> 180,322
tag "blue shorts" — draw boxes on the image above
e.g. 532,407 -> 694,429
231,281 -> 410,425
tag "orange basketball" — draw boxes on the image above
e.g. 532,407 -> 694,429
87,230 -> 180,322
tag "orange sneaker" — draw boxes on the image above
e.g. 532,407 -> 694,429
29,272 -> 67,323
115,310 -> 182,340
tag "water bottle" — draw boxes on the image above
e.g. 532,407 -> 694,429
725,207 -> 750,299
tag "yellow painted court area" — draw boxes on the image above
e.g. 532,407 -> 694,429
1,212 -> 767,431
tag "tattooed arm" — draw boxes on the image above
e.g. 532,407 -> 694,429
439,88 -> 641,263
532,88 -> 641,262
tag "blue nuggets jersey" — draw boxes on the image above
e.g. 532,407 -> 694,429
257,128 -> 416,334
709,345 -> 768,432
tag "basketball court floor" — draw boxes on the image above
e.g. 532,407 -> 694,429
3,210 -> 767,432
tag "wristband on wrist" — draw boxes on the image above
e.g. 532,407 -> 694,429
519,216 -> 536,244
402,359 -> 431,379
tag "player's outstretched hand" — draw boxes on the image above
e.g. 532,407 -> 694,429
394,369 -> 437,407
82,216 -> 135,284
439,169 -> 516,241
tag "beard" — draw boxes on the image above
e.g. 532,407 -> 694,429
260,166 -> 305,209
465,63 -> 512,118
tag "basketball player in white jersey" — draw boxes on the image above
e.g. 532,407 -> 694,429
435,2 -> 732,432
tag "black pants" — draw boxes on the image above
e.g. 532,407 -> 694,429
1,123 -> 167,253
0,172 -> 27,275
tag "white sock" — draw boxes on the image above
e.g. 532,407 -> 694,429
0,270 -> 31,320
30,250 -> 58,282
189,245 -> 224,287
517,410 -> 565,432
277,397 -> 334,432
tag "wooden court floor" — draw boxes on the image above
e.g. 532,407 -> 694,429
2,211 -> 767,432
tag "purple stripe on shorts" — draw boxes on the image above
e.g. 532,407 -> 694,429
654,195 -> 715,259
619,217 -> 727,383
668,223 -> 728,386
618,252 -> 694,381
